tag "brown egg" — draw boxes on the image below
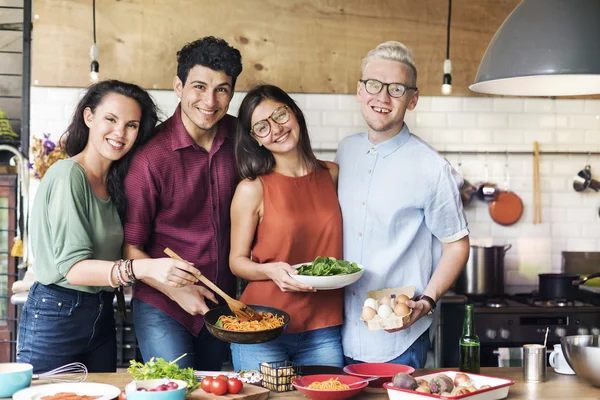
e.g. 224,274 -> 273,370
465,386 -> 478,393
393,303 -> 410,317
415,386 -> 431,393
454,388 -> 471,396
396,294 -> 410,304
361,306 -> 377,321
379,295 -> 392,306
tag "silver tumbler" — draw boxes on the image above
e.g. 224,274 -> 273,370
523,344 -> 547,382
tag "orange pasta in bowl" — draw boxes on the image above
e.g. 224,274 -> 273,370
306,378 -> 350,390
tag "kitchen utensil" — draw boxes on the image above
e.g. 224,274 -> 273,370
0,363 -> 32,398
549,343 -> 575,375
522,344 -> 546,382
455,244 -> 511,295
474,161 -> 498,202
489,162 -> 523,226
164,248 -> 262,322
561,335 -> 600,388
348,376 -> 380,387
203,304 -> 289,344
457,159 -> 478,207
533,141 -> 542,224
32,362 -> 88,383
573,165 -> 600,192
292,374 -> 369,400
343,363 -> 415,388
538,272 -> 600,300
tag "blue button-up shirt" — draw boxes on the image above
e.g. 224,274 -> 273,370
335,124 -> 469,362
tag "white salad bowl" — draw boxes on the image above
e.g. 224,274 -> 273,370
289,262 -> 365,290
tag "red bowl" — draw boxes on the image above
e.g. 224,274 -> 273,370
292,374 -> 368,400
343,363 -> 415,388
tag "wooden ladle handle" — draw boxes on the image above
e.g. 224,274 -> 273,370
164,248 -> 233,302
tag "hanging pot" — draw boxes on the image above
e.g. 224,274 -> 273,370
538,272 -> 600,300
489,165 -> 523,225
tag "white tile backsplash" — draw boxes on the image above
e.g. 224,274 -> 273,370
28,87 -> 600,292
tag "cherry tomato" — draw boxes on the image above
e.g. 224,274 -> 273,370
216,374 -> 229,381
201,376 -> 214,393
118,390 -> 127,400
211,378 -> 228,395
227,378 -> 243,394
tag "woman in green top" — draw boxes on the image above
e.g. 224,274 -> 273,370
17,80 -> 203,373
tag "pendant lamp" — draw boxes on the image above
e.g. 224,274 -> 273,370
470,0 -> 600,96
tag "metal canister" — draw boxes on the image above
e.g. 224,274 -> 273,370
523,344 -> 547,382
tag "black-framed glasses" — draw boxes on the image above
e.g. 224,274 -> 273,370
359,79 -> 418,98
250,105 -> 290,138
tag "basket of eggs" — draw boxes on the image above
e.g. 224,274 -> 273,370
360,286 -> 414,331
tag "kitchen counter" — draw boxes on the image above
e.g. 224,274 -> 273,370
6,367 -> 599,399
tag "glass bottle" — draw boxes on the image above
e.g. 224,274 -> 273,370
459,303 -> 480,373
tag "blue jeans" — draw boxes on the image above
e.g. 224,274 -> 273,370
16,282 -> 116,374
132,298 -> 228,370
344,329 -> 430,368
231,325 -> 344,371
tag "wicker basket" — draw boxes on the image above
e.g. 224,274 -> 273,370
259,360 -> 303,392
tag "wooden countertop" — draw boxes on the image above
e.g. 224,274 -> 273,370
5,367 -> 600,400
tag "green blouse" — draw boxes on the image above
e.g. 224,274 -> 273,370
31,160 -> 123,293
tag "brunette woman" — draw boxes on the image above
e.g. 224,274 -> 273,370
229,84 -> 344,370
17,80 -> 201,373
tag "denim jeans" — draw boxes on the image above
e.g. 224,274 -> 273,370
132,298 -> 228,370
231,325 -> 344,371
16,282 -> 116,374
344,329 -> 430,368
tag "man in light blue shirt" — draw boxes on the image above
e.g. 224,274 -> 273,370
335,41 -> 470,367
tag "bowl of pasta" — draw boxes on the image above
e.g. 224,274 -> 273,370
204,304 -> 290,344
292,374 -> 368,400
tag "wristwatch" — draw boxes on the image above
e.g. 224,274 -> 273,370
414,294 -> 437,316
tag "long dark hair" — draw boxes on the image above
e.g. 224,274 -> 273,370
235,84 -> 322,180
61,80 -> 159,220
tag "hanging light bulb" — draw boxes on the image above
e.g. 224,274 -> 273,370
89,0 -> 99,82
441,0 -> 453,95
89,43 -> 99,82
442,59 -> 452,95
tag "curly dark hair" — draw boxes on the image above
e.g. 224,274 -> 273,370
235,84 -> 323,181
61,80 -> 159,221
177,36 -> 243,88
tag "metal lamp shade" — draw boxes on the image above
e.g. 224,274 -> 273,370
470,0 -> 600,96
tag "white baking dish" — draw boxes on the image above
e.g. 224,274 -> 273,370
384,370 -> 514,400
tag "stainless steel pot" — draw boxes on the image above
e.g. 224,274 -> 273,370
455,244 -> 512,295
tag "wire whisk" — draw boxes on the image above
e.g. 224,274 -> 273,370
32,362 -> 88,383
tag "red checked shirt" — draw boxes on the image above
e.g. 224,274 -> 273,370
124,104 -> 238,335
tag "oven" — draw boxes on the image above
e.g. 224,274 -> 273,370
440,291 -> 600,367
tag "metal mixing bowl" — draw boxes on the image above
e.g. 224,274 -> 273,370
561,335 -> 600,387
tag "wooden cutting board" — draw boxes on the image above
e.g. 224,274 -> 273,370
187,384 -> 270,400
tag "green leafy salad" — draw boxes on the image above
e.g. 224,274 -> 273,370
296,256 -> 362,276
128,354 -> 198,392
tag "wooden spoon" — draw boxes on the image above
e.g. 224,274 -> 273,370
164,248 -> 262,322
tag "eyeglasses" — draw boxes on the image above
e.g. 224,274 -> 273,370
359,79 -> 418,98
250,106 -> 291,138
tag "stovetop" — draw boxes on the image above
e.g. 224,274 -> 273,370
462,290 -> 600,343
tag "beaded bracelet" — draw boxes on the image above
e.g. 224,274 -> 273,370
119,260 -> 133,287
124,259 -> 137,283
115,260 -> 127,287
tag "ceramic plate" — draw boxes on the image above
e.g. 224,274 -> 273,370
13,382 -> 121,400
289,262 -> 365,290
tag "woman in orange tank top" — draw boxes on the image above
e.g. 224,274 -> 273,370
229,84 -> 344,370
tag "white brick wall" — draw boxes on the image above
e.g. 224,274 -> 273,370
29,88 -> 600,293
